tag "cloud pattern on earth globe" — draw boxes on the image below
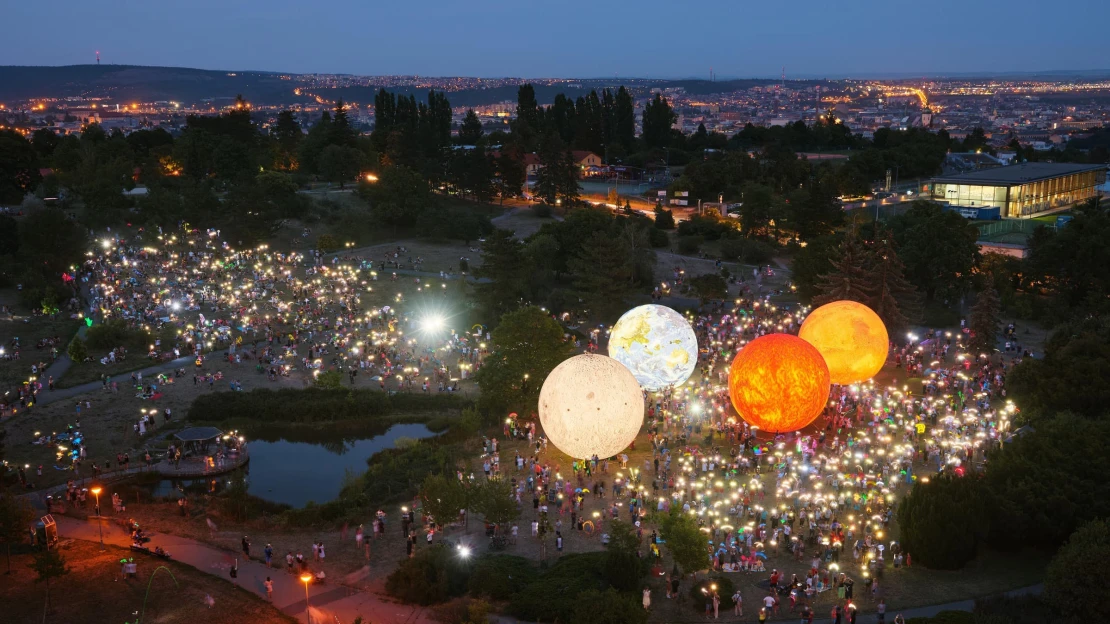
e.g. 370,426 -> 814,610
608,304 -> 698,391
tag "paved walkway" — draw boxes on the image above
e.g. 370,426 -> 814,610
36,353 -> 196,406
55,512 -> 1039,624
55,514 -> 437,624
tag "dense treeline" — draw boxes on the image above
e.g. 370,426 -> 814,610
894,200 -> 1110,594
185,387 -> 469,423
473,208 -> 664,322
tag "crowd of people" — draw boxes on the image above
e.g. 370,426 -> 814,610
5,224 -> 485,483
452,292 -> 1018,621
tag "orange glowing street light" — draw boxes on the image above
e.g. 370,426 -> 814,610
299,573 -> 313,623
90,486 -> 105,550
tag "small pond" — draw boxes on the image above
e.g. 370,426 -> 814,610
150,423 -> 433,507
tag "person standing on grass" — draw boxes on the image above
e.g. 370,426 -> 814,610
241,536 -> 250,559
264,544 -> 273,568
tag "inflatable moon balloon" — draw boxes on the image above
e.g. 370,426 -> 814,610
728,333 -> 830,433
539,354 -> 645,459
608,304 -> 698,391
799,300 -> 889,385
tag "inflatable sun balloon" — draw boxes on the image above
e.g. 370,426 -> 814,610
728,333 -> 830,433
608,304 -> 698,391
538,354 -> 645,459
799,300 -> 889,385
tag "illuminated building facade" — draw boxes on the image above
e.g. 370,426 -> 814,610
932,163 -> 1106,219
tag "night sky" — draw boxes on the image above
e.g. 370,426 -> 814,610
4,0 -> 1108,77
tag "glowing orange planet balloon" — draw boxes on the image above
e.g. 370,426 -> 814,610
798,301 -> 889,385
728,333 -> 830,433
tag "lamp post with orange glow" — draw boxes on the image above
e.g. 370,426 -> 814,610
299,573 -> 313,624
90,486 -> 105,550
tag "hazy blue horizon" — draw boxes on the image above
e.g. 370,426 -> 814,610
3,0 -> 1108,78
4,63 -> 1109,83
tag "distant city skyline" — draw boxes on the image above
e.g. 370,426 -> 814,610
3,0 -> 1109,78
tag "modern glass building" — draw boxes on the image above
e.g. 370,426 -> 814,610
931,163 -> 1107,219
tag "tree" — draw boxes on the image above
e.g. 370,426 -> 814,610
0,494 -> 35,574
1025,209 -> 1110,314
318,145 -> 364,188
813,233 -> 874,306
660,510 -> 707,577
968,286 -> 1001,354
571,588 -> 648,624
1006,318 -> 1110,420
604,520 -> 645,592
569,231 -> 633,319
984,414 -> 1110,549
737,183 -> 781,237
472,478 -> 519,532
313,369 -> 343,389
420,474 -> 467,528
358,165 -> 430,228
20,208 -> 86,277
446,145 -> 495,201
688,273 -> 728,301
0,129 -> 41,204
272,110 -> 303,170
30,128 -> 60,161
472,229 -> 531,319
0,214 -> 19,257
789,179 -> 844,240
653,206 -> 675,230
888,201 -> 980,303
219,469 -> 253,522
866,233 -> 920,332
66,337 -> 88,363
458,110 -> 484,145
493,151 -> 525,202
31,547 -> 69,618
329,99 -> 358,148
476,306 -> 573,414
514,84 -> 543,135
791,234 -> 840,302
642,93 -> 677,149
897,473 -> 988,569
534,134 -> 579,205
1044,519 -> 1110,622
613,86 -> 636,151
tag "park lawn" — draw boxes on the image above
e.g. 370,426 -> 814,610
0,364 -> 308,491
0,293 -> 81,390
56,354 -> 173,389
1,540 -> 298,624
491,206 -> 557,239
874,549 -> 1046,612
87,493 -> 416,591
642,548 -> 1044,623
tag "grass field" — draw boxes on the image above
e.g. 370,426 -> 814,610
1,540 -> 297,624
0,290 -> 82,391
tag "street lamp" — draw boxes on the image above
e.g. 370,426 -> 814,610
90,486 -> 105,551
299,573 -> 313,624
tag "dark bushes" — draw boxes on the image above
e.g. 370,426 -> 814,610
186,387 -> 470,423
